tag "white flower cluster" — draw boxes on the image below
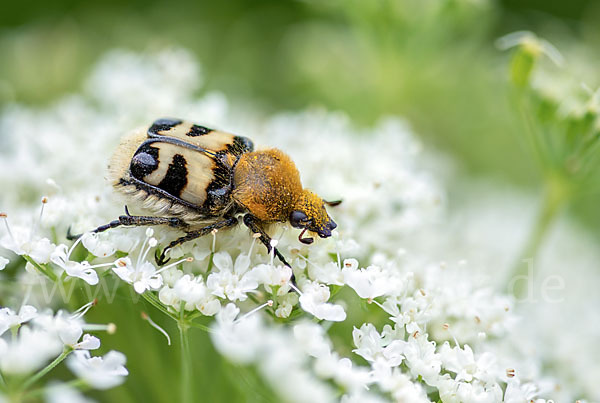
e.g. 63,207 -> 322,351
0,301 -> 127,401
0,47 -> 595,402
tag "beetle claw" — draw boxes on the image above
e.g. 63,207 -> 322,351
155,248 -> 171,266
298,228 -> 314,244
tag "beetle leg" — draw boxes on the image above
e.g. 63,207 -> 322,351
67,206 -> 189,240
156,216 -> 238,266
242,214 -> 291,268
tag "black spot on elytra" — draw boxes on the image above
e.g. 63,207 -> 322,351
228,136 -> 254,155
187,124 -> 212,137
130,144 -> 159,180
157,154 -> 188,198
202,151 -> 234,213
148,118 -> 182,135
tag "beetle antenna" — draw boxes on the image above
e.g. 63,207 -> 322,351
298,228 -> 314,245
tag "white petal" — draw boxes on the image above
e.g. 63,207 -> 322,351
212,251 -> 232,272
233,253 -> 250,275
76,334 -> 101,350
133,281 -> 148,294
65,262 -> 99,285
50,244 -> 69,267
299,294 -> 346,322
18,305 -> 38,323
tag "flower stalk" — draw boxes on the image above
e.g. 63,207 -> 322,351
178,304 -> 192,403
510,175 -> 571,297
22,256 -> 58,282
21,347 -> 73,390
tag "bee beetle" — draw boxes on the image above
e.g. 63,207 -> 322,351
85,118 -> 339,266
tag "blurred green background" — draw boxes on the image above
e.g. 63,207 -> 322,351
1,0 -> 599,236
1,1 -> 599,401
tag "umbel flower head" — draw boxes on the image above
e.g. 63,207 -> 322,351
0,46 -> 595,403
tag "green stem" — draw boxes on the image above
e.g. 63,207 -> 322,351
509,176 -> 570,298
22,256 -> 58,282
21,347 -> 73,390
178,306 -> 192,403
142,292 -> 177,321
187,321 -> 213,333
0,371 -> 7,391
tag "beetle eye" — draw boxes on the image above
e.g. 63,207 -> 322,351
289,210 -> 309,228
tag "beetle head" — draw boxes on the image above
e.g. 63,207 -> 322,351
290,190 -> 337,244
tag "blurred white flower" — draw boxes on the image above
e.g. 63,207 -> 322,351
67,350 -> 128,390
496,31 -> 564,67
0,326 -> 62,374
503,377 -> 540,403
0,199 -> 56,264
0,225 -> 55,265
33,306 -> 106,351
45,382 -> 97,403
0,256 -> 8,270
0,305 -> 37,336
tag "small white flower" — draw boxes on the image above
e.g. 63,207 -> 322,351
0,305 -> 37,336
34,309 -> 101,350
342,260 -> 391,299
402,334 -> 442,385
113,257 -> 162,294
274,292 -> 298,318
352,323 -> 404,367
248,263 -> 292,295
1,203 -> 55,264
172,274 -> 221,315
503,377 -> 540,403
439,342 -> 497,384
207,251 -> 258,301
81,232 -> 116,258
0,226 -> 55,264
298,282 -> 346,321
51,244 -> 100,285
0,256 -> 8,270
72,333 -> 101,351
67,350 -> 128,390
112,231 -> 192,294
308,261 -> 344,286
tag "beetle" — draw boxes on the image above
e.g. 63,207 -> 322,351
82,118 -> 339,266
